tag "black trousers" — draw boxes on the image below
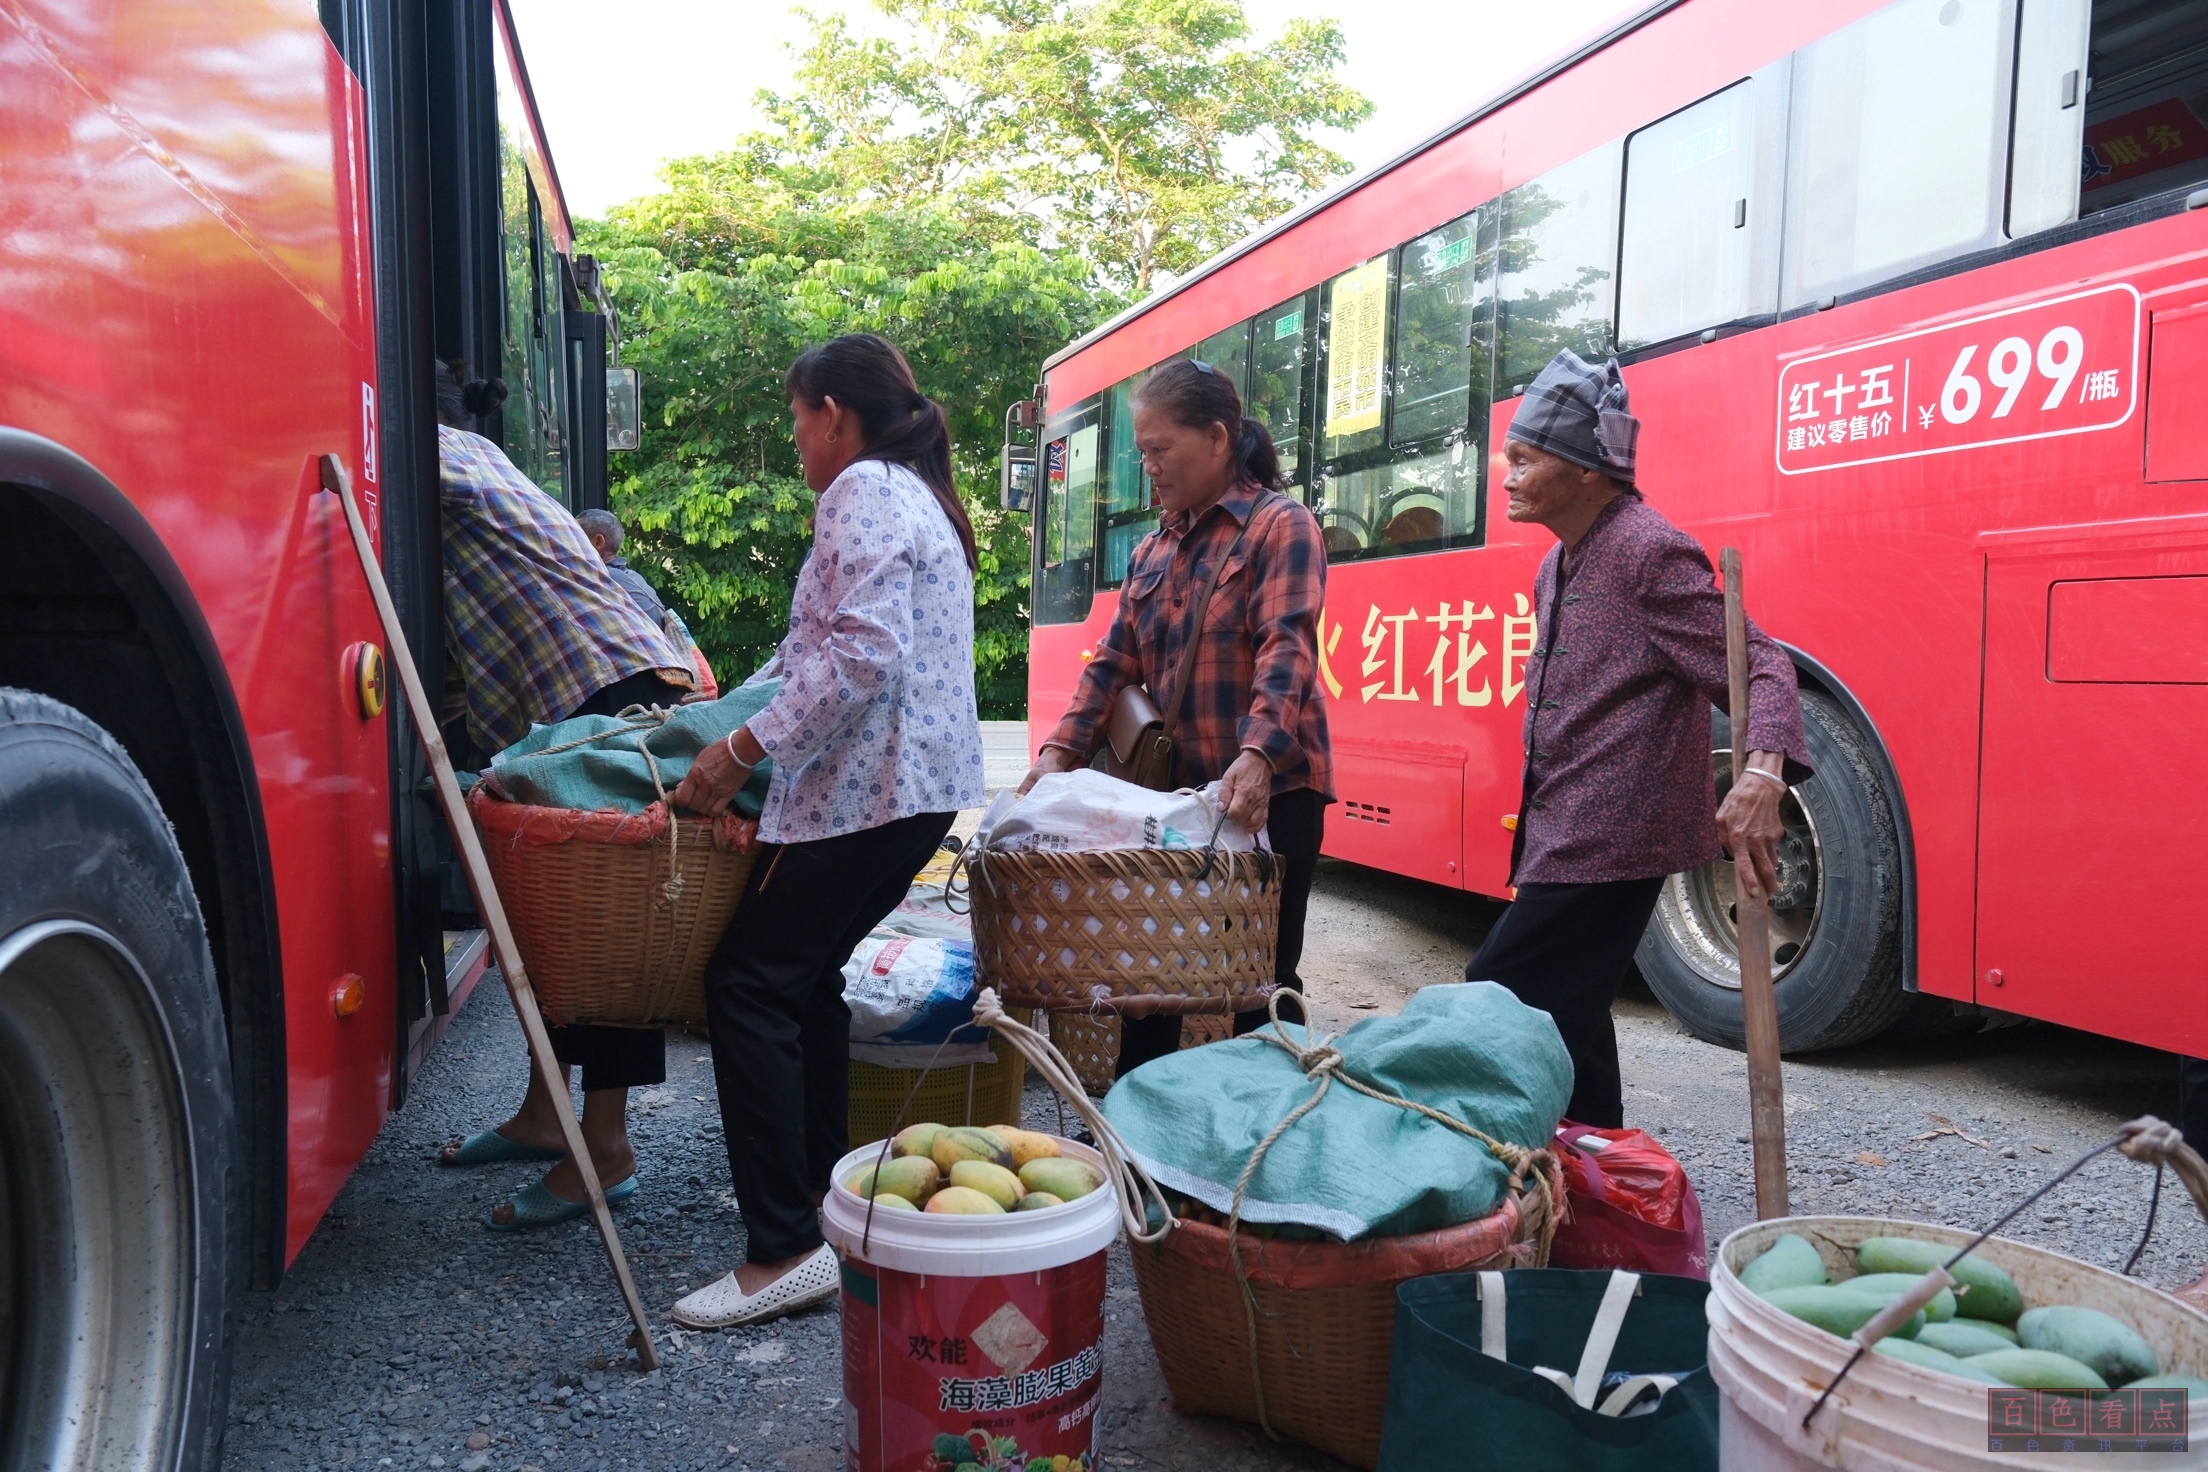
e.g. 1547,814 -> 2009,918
1117,787 -> 1326,1079
536,670 -> 694,1092
1464,877 -> 1666,1130
2182,1056 -> 2208,1155
702,810 -> 957,1264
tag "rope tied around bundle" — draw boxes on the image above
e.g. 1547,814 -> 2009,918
524,703 -> 690,907
1223,990 -> 1560,1440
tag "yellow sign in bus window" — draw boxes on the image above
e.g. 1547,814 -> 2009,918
1326,257 -> 1389,439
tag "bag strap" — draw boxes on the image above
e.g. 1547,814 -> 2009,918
1477,1270 -> 1509,1360
1492,1269 -> 1667,1416
1568,1270 -> 1643,1408
1560,1125 -> 1614,1204
1159,493 -> 1273,741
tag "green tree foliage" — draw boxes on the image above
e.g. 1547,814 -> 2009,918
582,0 -> 1370,715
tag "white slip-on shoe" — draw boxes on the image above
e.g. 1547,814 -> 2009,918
670,1244 -> 840,1329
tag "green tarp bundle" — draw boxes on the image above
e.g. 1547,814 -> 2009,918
486,681 -> 780,818
1102,982 -> 1573,1240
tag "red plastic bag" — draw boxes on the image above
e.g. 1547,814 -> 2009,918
1548,1122 -> 1707,1279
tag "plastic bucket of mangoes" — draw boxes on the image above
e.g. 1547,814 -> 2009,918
1709,1215 -> 2208,1470
823,1131 -> 1118,1471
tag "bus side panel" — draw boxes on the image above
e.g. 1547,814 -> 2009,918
0,1 -> 400,1262
1028,597 -> 1118,760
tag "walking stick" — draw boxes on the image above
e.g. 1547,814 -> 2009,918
1721,547 -> 1790,1220
322,455 -> 661,1369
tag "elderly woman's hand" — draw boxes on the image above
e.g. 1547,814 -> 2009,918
1017,744 -> 1081,795
1217,748 -> 1273,834
673,726 -> 766,818
1715,752 -> 1787,899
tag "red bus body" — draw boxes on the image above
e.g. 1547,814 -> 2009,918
0,0 -> 602,1268
1031,0 -> 2208,1056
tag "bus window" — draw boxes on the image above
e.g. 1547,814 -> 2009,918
1781,0 -> 2011,307
1100,373 -> 1156,588
1035,408 -> 1099,625
1320,254 -> 1393,465
2007,0 -> 2089,235
1498,139 -> 1623,390
1392,210 -> 1484,445
1251,293 -> 1314,491
1192,322 -> 1252,394
1618,78 -> 1776,349
2072,2 -> 2208,218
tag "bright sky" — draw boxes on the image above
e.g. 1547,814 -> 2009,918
509,0 -> 1645,220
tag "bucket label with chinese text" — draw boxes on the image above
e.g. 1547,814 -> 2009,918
842,1252 -> 1105,1472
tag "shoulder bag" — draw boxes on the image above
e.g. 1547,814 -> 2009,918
1098,498 -> 1271,791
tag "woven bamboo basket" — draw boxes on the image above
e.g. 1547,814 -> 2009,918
1129,1159 -> 1561,1470
468,785 -> 754,1028
1046,1010 -> 1233,1097
846,1010 -> 1034,1141
966,846 -> 1279,1014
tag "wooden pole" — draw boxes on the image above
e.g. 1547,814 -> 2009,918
323,455 -> 660,1369
1722,547 -> 1790,1221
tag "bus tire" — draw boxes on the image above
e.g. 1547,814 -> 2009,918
1634,690 -> 1908,1053
0,688 -> 238,1472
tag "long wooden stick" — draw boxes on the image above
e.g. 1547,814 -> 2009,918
1722,547 -> 1789,1221
322,454 -> 660,1369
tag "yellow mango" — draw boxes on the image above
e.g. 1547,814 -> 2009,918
948,1160 -> 1024,1210
1014,1192 -> 1066,1213
892,1122 -> 947,1159
923,1185 -> 1004,1215
1018,1157 -> 1103,1202
931,1126 -> 1013,1174
989,1127 -> 1064,1169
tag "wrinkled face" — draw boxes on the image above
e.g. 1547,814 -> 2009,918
1503,438 -> 1609,528
1133,401 -> 1236,516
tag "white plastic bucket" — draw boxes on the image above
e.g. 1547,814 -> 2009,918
822,1137 -> 1119,1472
1709,1215 -> 2208,1471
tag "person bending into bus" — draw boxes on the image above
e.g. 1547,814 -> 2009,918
665,334 -> 985,1327
1467,349 -> 1810,1130
427,360 -> 700,1230
1020,356 -> 1334,1077
577,507 -> 719,700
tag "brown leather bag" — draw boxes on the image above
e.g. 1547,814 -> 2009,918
1097,503 -> 1266,791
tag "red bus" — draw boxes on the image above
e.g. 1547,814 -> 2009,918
0,3 -> 627,1465
1022,0 -> 2208,1064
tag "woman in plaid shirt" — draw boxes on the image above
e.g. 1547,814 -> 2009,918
1024,357 -> 1334,1076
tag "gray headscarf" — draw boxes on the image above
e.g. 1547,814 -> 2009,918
1506,350 -> 1640,488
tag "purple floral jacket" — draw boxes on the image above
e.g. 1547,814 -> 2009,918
1513,495 -> 1811,885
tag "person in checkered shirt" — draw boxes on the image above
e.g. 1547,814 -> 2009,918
1025,357 -> 1334,1078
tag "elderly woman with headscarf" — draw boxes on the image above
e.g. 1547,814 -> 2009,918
1465,350 -> 1812,1129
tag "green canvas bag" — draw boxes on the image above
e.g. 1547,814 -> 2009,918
1376,1268 -> 1719,1472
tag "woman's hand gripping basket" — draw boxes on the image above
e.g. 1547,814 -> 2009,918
468,784 -> 755,1027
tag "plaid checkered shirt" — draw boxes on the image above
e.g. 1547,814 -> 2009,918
1045,482 -> 1334,800
438,426 -> 691,752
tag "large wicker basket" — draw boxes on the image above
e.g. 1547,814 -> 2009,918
469,785 -> 754,1027
846,1011 -> 1033,1141
966,846 -> 1279,1014
1130,1164 -> 1561,1470
1046,1010 -> 1232,1097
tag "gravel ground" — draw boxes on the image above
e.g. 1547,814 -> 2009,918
221,857 -> 2208,1472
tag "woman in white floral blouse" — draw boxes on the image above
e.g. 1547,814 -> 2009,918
667,333 -> 986,1327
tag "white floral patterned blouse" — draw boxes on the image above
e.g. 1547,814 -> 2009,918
742,458 -> 986,843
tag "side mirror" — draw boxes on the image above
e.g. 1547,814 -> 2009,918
606,366 -> 641,452
1000,443 -> 1037,512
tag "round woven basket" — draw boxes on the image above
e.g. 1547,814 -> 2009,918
468,785 -> 754,1028
966,846 -> 1279,1015
1130,1162 -> 1560,1470
1046,1010 -> 1234,1097
845,1012 -> 1034,1142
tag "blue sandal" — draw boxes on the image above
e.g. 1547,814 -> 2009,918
441,1128 -> 565,1167
485,1174 -> 639,1232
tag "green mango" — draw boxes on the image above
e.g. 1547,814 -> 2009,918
1964,1348 -> 2107,1390
1842,1272 -> 1958,1322
1855,1236 -> 2023,1324
1740,1234 -> 1827,1293
2017,1306 -> 2159,1386
1916,1321 -> 2022,1359
2125,1374 -> 2208,1403
1873,1335 -> 2012,1384
1761,1284 -> 1925,1341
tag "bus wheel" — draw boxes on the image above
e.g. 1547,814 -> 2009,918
0,690 -> 237,1472
1635,690 -> 1907,1053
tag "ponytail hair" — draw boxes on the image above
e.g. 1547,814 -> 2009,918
1134,356 -> 1282,491
434,358 -> 509,430
784,333 -> 977,572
